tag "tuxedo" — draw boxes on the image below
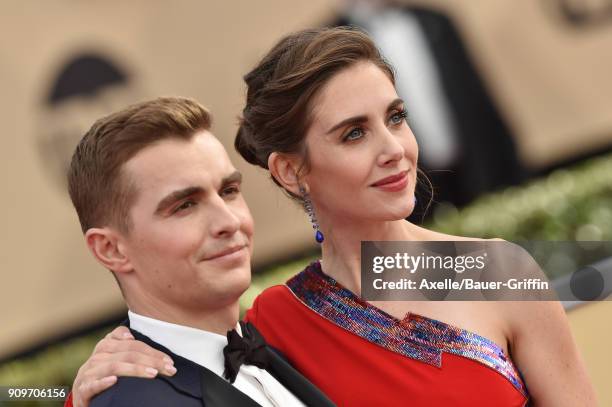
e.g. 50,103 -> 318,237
90,321 -> 335,407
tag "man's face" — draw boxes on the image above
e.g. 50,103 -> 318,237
119,130 -> 254,312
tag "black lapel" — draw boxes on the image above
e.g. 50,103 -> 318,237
122,320 -> 261,406
265,347 -> 336,407
199,367 -> 262,407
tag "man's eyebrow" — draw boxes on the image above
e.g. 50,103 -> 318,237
325,98 -> 405,135
154,186 -> 204,214
154,172 -> 242,214
221,170 -> 242,186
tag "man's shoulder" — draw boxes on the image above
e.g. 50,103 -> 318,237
89,376 -> 201,407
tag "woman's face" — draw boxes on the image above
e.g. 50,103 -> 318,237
302,61 -> 418,224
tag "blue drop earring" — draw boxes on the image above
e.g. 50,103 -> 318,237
300,186 -> 324,243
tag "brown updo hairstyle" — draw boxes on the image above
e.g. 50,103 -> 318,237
235,26 -> 395,200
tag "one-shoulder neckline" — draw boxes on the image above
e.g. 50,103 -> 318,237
312,259 -> 507,352
285,260 -> 528,398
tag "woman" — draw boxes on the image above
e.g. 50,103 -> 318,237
67,27 -> 595,406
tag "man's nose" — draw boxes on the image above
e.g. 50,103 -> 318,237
209,198 -> 241,238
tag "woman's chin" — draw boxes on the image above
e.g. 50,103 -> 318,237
371,205 -> 415,222
381,197 -> 415,218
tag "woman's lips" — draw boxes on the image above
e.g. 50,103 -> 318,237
371,171 -> 409,192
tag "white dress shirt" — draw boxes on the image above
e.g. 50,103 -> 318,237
128,311 -> 305,407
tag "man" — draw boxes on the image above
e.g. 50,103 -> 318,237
67,97 -> 334,407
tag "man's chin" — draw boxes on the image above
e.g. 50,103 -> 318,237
208,277 -> 251,309
215,265 -> 252,294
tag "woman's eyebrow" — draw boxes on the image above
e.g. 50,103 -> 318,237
325,98 -> 405,135
387,98 -> 405,111
326,115 -> 368,134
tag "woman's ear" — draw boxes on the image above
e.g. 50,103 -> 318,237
85,228 -> 133,274
268,152 -> 305,196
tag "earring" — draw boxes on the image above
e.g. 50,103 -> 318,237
413,196 -> 417,206
299,186 -> 324,243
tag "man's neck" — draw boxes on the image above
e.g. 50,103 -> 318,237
127,300 -> 240,335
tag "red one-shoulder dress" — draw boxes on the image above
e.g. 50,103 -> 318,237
245,261 -> 529,407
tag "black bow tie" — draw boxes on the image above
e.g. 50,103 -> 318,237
223,321 -> 270,383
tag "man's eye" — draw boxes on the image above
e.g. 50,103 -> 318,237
173,200 -> 196,213
342,127 -> 364,142
221,185 -> 240,197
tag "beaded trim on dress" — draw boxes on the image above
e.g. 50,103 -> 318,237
285,261 -> 528,397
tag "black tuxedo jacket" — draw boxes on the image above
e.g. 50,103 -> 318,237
90,322 -> 335,407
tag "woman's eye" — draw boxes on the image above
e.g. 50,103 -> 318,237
343,127 -> 364,142
389,109 -> 408,125
173,200 -> 196,213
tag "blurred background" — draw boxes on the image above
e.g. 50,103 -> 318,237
1,0 -> 612,405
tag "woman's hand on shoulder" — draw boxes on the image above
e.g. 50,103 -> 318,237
507,301 -> 597,406
71,326 -> 176,407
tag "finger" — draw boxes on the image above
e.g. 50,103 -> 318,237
106,326 -> 134,340
93,351 -> 177,376
78,376 -> 117,407
93,336 -> 123,354
81,361 -> 161,381
96,339 -> 174,366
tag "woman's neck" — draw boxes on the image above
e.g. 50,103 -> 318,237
319,217 -> 424,295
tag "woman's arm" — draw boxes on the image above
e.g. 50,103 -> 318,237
69,326 -> 175,407
508,301 -> 597,406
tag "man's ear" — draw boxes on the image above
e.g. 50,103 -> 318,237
268,152 -> 306,196
84,228 -> 133,274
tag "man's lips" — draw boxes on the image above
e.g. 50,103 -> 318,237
371,170 -> 409,187
202,245 -> 247,261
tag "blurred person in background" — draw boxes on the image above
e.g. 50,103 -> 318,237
67,28 -> 595,406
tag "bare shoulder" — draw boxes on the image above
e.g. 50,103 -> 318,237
501,300 -> 596,405
500,300 -> 566,341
